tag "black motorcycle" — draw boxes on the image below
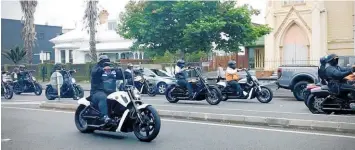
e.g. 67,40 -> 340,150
307,79 -> 355,114
13,70 -> 42,95
1,71 -> 13,99
165,67 -> 223,105
216,69 -> 273,103
133,68 -> 157,96
45,70 -> 84,100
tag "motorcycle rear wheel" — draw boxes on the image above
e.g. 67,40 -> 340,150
34,83 -> 42,96
75,105 -> 95,133
165,85 -> 179,103
3,86 -> 13,99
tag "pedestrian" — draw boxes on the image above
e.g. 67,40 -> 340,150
217,63 -> 225,82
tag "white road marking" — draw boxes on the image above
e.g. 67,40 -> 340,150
2,106 -> 355,139
2,139 -> 11,142
1,102 -> 42,105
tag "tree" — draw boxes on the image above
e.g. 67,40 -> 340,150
118,1 -> 271,59
2,46 -> 27,64
20,0 -> 38,64
83,0 -> 99,62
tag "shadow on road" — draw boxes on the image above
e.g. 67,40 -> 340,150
93,131 -> 126,140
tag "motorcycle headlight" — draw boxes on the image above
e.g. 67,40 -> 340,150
71,78 -> 76,83
32,76 -> 36,81
133,88 -> 141,99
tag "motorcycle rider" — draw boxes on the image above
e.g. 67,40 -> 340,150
318,56 -> 328,85
324,54 -> 355,107
51,63 -> 69,92
90,55 -> 131,126
17,65 -> 28,90
175,59 -> 194,99
226,60 -> 244,97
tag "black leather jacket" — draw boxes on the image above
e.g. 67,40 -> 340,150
325,65 -> 353,94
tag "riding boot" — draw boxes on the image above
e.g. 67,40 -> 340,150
100,115 -> 113,127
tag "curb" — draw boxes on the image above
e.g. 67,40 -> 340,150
39,102 -> 355,134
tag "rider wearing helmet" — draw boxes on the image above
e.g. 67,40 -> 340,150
17,65 -> 27,89
226,60 -> 243,96
175,59 -> 194,99
90,55 -> 131,126
318,56 -> 328,85
324,54 -> 355,107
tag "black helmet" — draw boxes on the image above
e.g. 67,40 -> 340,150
325,54 -> 339,66
320,56 -> 327,65
19,65 -> 26,71
177,59 -> 185,68
99,55 -> 110,62
228,60 -> 236,69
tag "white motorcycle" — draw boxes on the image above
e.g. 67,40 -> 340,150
74,68 -> 161,142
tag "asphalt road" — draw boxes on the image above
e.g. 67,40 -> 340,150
2,106 -> 355,150
3,92 -> 355,123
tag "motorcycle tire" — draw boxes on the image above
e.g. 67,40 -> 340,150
133,106 -> 161,142
307,94 -> 323,114
256,86 -> 273,103
3,86 -> 13,99
206,86 -> 223,105
165,85 -> 179,103
147,85 -> 157,97
75,105 -> 95,133
73,85 -> 84,100
45,86 -> 56,100
34,83 -> 42,96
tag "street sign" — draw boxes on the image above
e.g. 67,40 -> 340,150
50,72 -> 63,90
202,62 -> 209,67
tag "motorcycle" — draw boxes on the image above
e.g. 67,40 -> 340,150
75,67 -> 161,142
165,67 -> 223,105
133,68 -> 157,96
1,71 -> 13,99
307,72 -> 355,114
45,70 -> 84,100
13,70 -> 42,95
216,69 -> 273,103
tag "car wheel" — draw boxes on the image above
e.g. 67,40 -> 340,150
157,82 -> 168,94
293,81 -> 309,101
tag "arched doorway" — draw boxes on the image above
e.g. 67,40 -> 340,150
282,23 -> 309,65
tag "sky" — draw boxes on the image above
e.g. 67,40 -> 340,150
1,0 -> 266,29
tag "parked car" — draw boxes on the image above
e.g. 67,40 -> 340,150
142,68 -> 176,94
276,65 -> 319,101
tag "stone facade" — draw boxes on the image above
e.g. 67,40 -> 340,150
264,0 -> 355,70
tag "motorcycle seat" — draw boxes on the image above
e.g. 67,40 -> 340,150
321,85 -> 329,90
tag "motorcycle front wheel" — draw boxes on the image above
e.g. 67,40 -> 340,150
256,86 -> 273,103
3,86 -> 13,99
34,83 -> 42,96
45,86 -> 56,100
205,87 -> 222,105
133,106 -> 161,142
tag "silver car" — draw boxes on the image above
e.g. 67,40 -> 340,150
142,68 -> 176,94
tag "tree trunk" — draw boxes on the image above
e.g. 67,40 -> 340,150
20,0 -> 37,64
89,25 -> 97,62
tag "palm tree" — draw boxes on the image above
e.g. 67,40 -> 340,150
2,46 -> 27,64
20,0 -> 38,64
84,0 -> 99,62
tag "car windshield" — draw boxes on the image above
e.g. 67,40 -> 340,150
151,69 -> 169,77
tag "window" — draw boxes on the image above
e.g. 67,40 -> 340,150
108,21 -> 117,31
283,0 -> 305,5
69,50 -> 73,63
40,52 -> 51,61
61,50 -> 65,63
151,69 -> 169,77
38,32 -> 44,40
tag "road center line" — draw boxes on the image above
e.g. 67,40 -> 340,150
3,106 -> 355,139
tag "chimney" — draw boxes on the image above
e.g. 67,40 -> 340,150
99,9 -> 109,24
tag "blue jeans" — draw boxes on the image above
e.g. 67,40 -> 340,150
90,90 -> 108,117
177,80 -> 193,97
228,80 -> 242,95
